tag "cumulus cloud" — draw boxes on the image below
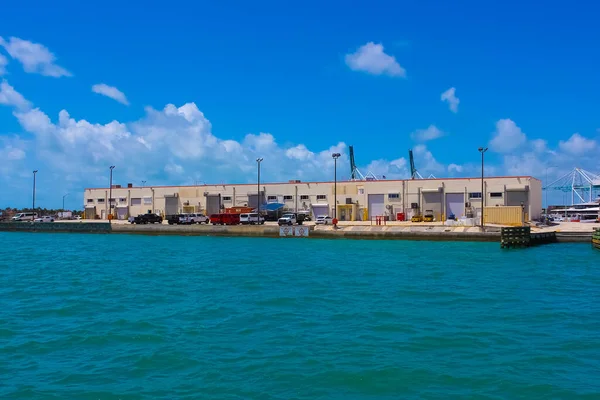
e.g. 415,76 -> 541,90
411,125 -> 444,142
489,118 -> 527,153
558,133 -> 597,155
2,81 -> 599,207
441,87 -> 459,113
345,42 -> 406,77
0,80 -> 31,110
0,36 -> 71,77
92,84 -> 129,105
0,53 -> 8,75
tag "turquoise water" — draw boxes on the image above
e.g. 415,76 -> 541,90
1,233 -> 599,399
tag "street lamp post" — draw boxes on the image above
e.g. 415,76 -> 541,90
62,193 -> 69,217
32,170 -> 38,213
478,147 -> 488,230
256,158 -> 263,218
142,180 -> 146,187
109,166 -> 115,220
332,153 -> 341,220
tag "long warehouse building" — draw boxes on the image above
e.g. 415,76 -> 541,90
83,176 -> 542,223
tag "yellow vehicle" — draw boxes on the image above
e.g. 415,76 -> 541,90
423,209 -> 434,223
411,214 -> 423,223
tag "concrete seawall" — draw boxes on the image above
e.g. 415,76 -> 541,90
0,222 -> 112,233
111,223 -> 281,237
2,221 -> 592,243
113,224 -> 501,241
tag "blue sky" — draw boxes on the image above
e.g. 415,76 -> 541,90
1,0 -> 599,209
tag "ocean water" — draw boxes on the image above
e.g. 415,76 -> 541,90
1,232 -> 599,399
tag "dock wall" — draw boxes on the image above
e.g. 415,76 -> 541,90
0,222 -> 111,233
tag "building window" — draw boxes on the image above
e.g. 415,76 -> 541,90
300,195 -> 309,200
131,198 -> 141,206
358,188 -> 365,195
267,195 -> 277,201
143,197 -> 152,205
469,192 -> 482,199
490,192 -> 503,198
283,195 -> 293,200
108,198 -> 115,203
87,199 -> 94,203
119,197 -> 127,202
316,195 -> 327,200
97,198 -> 105,203
222,196 -> 232,201
388,193 -> 400,199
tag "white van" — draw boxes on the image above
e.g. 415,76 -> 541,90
12,212 -> 38,221
240,213 -> 264,225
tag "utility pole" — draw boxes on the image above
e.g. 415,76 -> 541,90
62,193 -> 69,217
109,166 -> 115,220
32,170 -> 38,213
332,153 -> 341,221
256,158 -> 263,218
478,147 -> 488,230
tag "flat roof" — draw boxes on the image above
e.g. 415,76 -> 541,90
85,175 -> 536,191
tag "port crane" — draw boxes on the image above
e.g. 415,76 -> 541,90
349,146 -> 378,181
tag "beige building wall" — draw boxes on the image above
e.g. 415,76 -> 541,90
83,176 -> 542,221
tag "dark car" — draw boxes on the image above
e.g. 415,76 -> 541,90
166,214 -> 185,225
132,213 -> 163,224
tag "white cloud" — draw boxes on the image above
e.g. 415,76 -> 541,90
489,118 -> 527,153
411,125 -> 444,142
0,53 -> 8,75
558,133 -> 597,155
0,36 -> 71,77
412,144 -> 444,175
447,163 -> 464,174
0,80 -> 31,110
345,42 -> 406,77
92,84 -> 129,105
441,87 -> 459,113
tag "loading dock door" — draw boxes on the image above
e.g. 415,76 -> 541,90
206,194 -> 221,216
312,204 -> 329,218
423,192 -> 443,220
84,206 -> 96,219
506,191 -> 528,207
367,194 -> 385,219
116,206 -> 128,220
445,193 -> 464,219
165,196 -> 178,215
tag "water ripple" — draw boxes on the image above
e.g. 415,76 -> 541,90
1,233 -> 599,399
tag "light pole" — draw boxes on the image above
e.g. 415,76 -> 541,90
332,153 -> 341,220
142,180 -> 146,187
62,193 -> 69,217
109,166 -> 115,220
32,170 -> 38,213
256,158 -> 263,218
478,147 -> 488,230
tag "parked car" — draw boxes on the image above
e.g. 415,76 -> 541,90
166,214 -> 184,225
240,213 -> 265,225
34,216 -> 55,223
12,212 -> 38,221
183,213 -> 209,224
278,213 -> 297,226
131,213 -> 163,224
315,215 -> 333,225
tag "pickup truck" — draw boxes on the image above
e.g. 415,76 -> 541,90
131,213 -> 163,224
183,213 -> 209,224
278,213 -> 297,226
